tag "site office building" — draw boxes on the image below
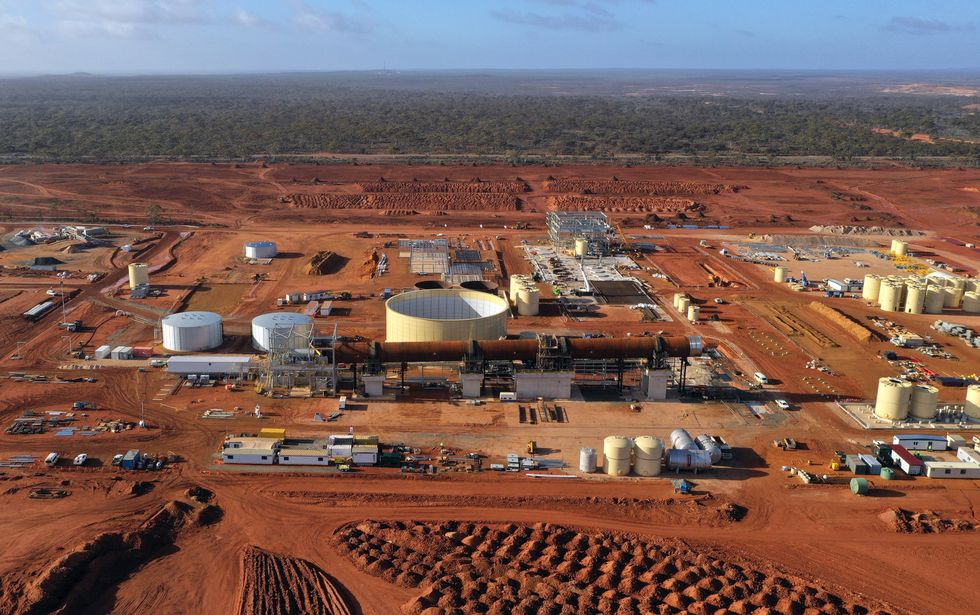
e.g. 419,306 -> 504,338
222,437 -> 279,465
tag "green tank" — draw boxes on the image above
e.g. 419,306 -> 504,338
850,477 -> 869,495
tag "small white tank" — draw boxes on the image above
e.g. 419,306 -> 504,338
579,447 -> 597,473
923,286 -> 945,314
909,384 -> 938,420
966,385 -> 980,420
509,274 -> 526,304
862,275 -> 882,302
874,377 -> 912,421
904,284 -> 926,314
773,266 -> 788,283
890,239 -> 907,256
128,262 -> 149,289
962,291 -> 980,314
574,238 -> 589,257
632,436 -> 664,477
673,293 -> 686,309
517,284 -> 540,316
677,296 -> 691,315
687,305 -> 700,322
603,436 -> 633,477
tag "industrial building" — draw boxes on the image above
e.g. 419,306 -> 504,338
222,437 -> 279,465
889,444 -> 924,476
167,355 -> 253,376
161,311 -> 224,352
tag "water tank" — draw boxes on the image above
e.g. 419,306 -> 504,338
966,384 -> 980,421
669,428 -> 697,451
574,238 -> 589,257
962,291 -> 980,314
880,467 -> 895,480
877,281 -> 901,312
890,239 -> 907,257
874,377 -> 912,421
687,305 -> 700,322
862,275 -> 881,302
909,384 -> 938,420
667,449 -> 712,471
923,286 -> 945,314
904,284 -> 926,314
579,448 -> 597,473
850,477 -> 869,495
244,241 -> 277,259
965,279 -> 980,293
251,312 -> 314,352
773,266 -> 788,283
128,262 -> 149,289
603,436 -> 633,477
695,434 -> 723,464
509,275 -> 526,304
386,289 -> 509,342
161,311 -> 223,352
673,293 -> 686,309
632,436 -> 664,477
943,286 -> 964,309
517,285 -> 540,316
677,296 -> 691,315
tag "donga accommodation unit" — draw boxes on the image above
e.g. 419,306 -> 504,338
222,437 -> 279,465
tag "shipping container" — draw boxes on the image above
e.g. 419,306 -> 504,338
121,449 -> 141,470
94,345 -> 112,360
131,347 -> 153,359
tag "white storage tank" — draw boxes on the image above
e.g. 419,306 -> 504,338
579,447 -> 597,473
962,291 -> 980,314
162,311 -> 223,352
673,293 -> 686,309
128,262 -> 149,289
687,305 -> 700,322
964,384 -> 980,420
695,434 -> 723,464
862,275 -> 881,302
251,312 -> 314,352
923,286 -> 945,314
676,296 -> 691,315
632,436 -> 664,477
669,428 -> 697,451
890,239 -> 907,256
386,289 -> 509,342
574,238 -> 589,257
773,266 -> 788,283
517,284 -> 540,316
877,281 -> 901,312
909,384 -> 939,420
244,241 -> 277,259
904,284 -> 926,314
667,449 -> 712,471
943,286 -> 964,309
874,377 -> 912,421
603,436 -> 633,477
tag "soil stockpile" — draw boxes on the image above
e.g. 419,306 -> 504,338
285,193 -> 521,211
879,509 -> 978,534
334,520 -> 895,615
809,302 -> 875,344
549,195 -> 704,214
237,545 -> 355,615
545,179 -> 742,195
358,181 -> 530,193
304,251 -> 343,275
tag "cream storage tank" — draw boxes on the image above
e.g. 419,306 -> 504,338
924,286 -> 945,314
943,286 -> 964,309
962,292 -> 980,314
966,385 -> 980,420
161,311 -> 223,352
677,296 -> 691,315
890,239 -> 907,256
862,275 -> 882,302
874,377 -> 912,421
509,275 -> 527,304
128,262 -> 149,289
516,284 -> 540,316
673,293 -> 687,309
904,283 -> 926,314
251,312 -> 314,352
632,436 -> 664,477
909,384 -> 939,420
687,305 -> 700,322
877,281 -> 901,312
244,241 -> 277,259
773,266 -> 788,283
574,238 -> 589,257
386,289 -> 509,342
603,436 -> 633,476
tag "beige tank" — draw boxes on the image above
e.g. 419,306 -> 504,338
687,305 -> 700,322
903,284 -> 926,314
965,279 -> 980,293
603,436 -> 633,477
949,277 -> 967,291
773,266 -> 788,283
962,292 -> 980,314
632,436 -> 664,477
877,281 -> 902,312
516,285 -> 540,316
677,296 -> 691,315
966,385 -> 980,420
128,262 -> 149,289
923,286 -> 946,314
890,239 -> 907,256
672,293 -> 686,309
909,384 -> 939,420
573,238 -> 589,258
874,378 -> 912,421
943,286 -> 964,309
862,275 -> 882,302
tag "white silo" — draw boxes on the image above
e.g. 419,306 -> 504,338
890,239 -> 907,256
579,448 -> 597,473
251,312 -> 314,352
244,241 -> 277,259
874,378 -> 912,421
962,292 -> 980,314
603,436 -> 633,477
128,263 -> 149,289
687,305 -> 700,322
909,384 -> 938,420
161,311 -> 223,352
904,284 -> 926,314
773,266 -> 788,283
924,286 -> 945,314
966,385 -> 980,421
673,293 -> 686,309
943,286 -> 964,309
677,296 -> 691,315
517,283 -> 540,316
632,436 -> 664,477
878,281 -> 901,312
509,274 -> 526,304
862,275 -> 881,302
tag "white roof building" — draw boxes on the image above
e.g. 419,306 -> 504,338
166,355 -> 253,375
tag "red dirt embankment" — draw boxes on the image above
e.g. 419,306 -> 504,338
237,545 -> 355,615
357,180 -> 530,193
549,195 -> 704,214
285,193 -> 521,211
545,179 -> 742,195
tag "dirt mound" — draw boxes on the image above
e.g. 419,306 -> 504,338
285,193 -> 521,211
879,509 -> 978,534
545,179 -> 741,196
549,195 -> 705,214
186,485 -> 214,503
18,500 -> 193,615
334,521 -> 892,615
304,251 -> 343,275
808,302 -> 876,344
237,545 -> 355,615
358,180 -> 530,193
808,225 -> 924,236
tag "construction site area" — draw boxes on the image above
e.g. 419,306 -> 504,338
0,162 -> 978,614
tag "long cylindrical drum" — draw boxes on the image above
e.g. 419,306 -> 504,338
667,449 -> 712,471
579,447 -> 597,473
850,477 -> 869,495
669,428 -> 697,451
695,434 -> 723,464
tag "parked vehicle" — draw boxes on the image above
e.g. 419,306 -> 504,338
73,453 -> 88,466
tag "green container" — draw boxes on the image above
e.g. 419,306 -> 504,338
850,477 -> 869,495
880,467 -> 895,480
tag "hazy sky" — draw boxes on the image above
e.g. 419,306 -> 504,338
0,0 -> 977,74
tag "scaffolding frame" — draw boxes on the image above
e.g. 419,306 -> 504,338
547,212 -> 616,255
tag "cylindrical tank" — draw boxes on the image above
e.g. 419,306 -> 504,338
579,448 -> 597,473
773,266 -> 788,283
128,262 -> 149,289
850,477 -> 869,495
687,305 -> 700,322
877,281 -> 901,312
603,436 -> 633,477
386,289 -> 510,342
251,312 -> 314,352
673,293 -> 685,309
874,377 -> 912,421
161,311 -> 223,352
677,296 -> 691,315
244,241 -> 277,259
574,238 -> 589,257
695,434 -> 723,464
880,468 -> 895,481
944,286 -> 964,309
509,275 -> 525,304
669,428 -> 697,451
890,239 -> 907,256
904,284 -> 926,314
862,275 -> 882,302
962,291 -> 980,314
965,279 -> 980,293
632,436 -> 664,477
909,384 -> 939,420
949,277 -> 967,291
667,449 -> 713,471
966,384 -> 980,421
517,285 -> 540,316
924,286 -> 946,314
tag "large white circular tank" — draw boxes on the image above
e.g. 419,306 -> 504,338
632,436 -> 664,477
385,289 -> 509,342
904,284 -> 926,314
943,286 -> 964,309
677,296 -> 691,315
890,239 -> 907,256
574,238 -> 589,257
244,241 -> 277,259
862,275 -> 882,302
962,292 -> 980,314
773,266 -> 788,283
909,384 -> 939,420
687,305 -> 700,322
161,311 -> 223,352
579,448 -> 597,473
516,285 -> 540,316
924,286 -> 945,314
128,262 -> 149,289
603,436 -> 633,477
874,378 -> 912,421
251,312 -> 314,352
878,281 -> 901,312
966,385 -> 980,420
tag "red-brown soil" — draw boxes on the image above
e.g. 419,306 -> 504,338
238,545 -> 355,615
